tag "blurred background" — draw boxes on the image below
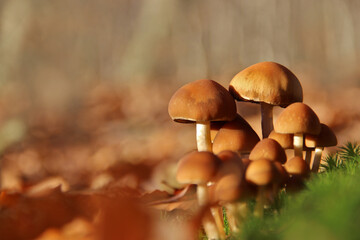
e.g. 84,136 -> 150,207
0,1 -> 359,239
0,0 -> 359,199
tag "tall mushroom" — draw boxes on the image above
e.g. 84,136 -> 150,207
305,123 -> 337,172
212,114 -> 260,156
229,62 -> 303,138
169,79 -> 237,152
274,102 -> 321,158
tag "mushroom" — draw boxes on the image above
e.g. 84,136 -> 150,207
212,114 -> 260,156
249,138 -> 287,164
215,150 -> 245,176
169,79 -> 236,151
229,62 -> 303,138
268,130 -> 294,160
214,175 -> 247,234
248,139 -> 287,205
284,156 -> 310,178
210,121 -> 226,143
284,156 -> 310,192
176,151 -> 221,206
211,150 -> 244,238
305,123 -> 337,172
274,102 -> 321,158
213,151 -> 253,234
245,158 -> 276,217
176,151 -> 221,239
268,130 -> 294,150
271,161 -> 289,200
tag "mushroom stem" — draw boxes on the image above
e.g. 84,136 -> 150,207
198,185 -> 220,239
203,208 -> 220,240
260,102 -> 274,139
225,202 -> 248,234
293,133 -> 303,158
305,150 -> 312,167
311,147 -> 324,173
230,202 -> 248,234
225,204 -> 238,233
254,187 -> 265,218
196,122 -> 212,151
210,207 -> 226,239
197,184 -> 209,206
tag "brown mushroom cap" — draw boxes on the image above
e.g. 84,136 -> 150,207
210,121 -> 226,142
268,130 -> 294,149
214,174 -> 244,203
274,102 -> 321,135
212,115 -> 260,154
217,150 -> 242,163
215,150 -> 244,180
176,151 -> 221,185
305,123 -> 337,148
249,138 -> 287,164
245,158 -> 275,186
168,79 -> 236,123
284,156 -> 310,178
229,62 -> 303,107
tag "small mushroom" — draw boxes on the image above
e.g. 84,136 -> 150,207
176,151 -> 221,206
214,175 -> 246,234
176,151 -> 221,239
272,161 -> 289,198
284,156 -> 310,178
305,123 -> 337,172
249,138 -> 287,164
169,79 -> 236,151
210,121 -> 226,143
210,150 -> 244,239
212,114 -> 260,156
215,150 -> 245,176
245,158 -> 276,217
213,151 -> 253,234
274,102 -> 321,158
229,62 -> 303,138
284,156 -> 310,193
268,130 -> 294,150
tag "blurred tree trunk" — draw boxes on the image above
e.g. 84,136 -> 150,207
116,0 -> 177,84
0,0 -> 32,87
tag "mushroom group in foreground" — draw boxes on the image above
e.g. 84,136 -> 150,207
166,62 -> 337,239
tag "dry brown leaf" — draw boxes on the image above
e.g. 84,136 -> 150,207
95,197 -> 152,240
0,188 -> 77,240
36,218 -> 95,240
147,185 -> 197,211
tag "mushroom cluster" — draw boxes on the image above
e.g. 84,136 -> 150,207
168,62 -> 337,239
